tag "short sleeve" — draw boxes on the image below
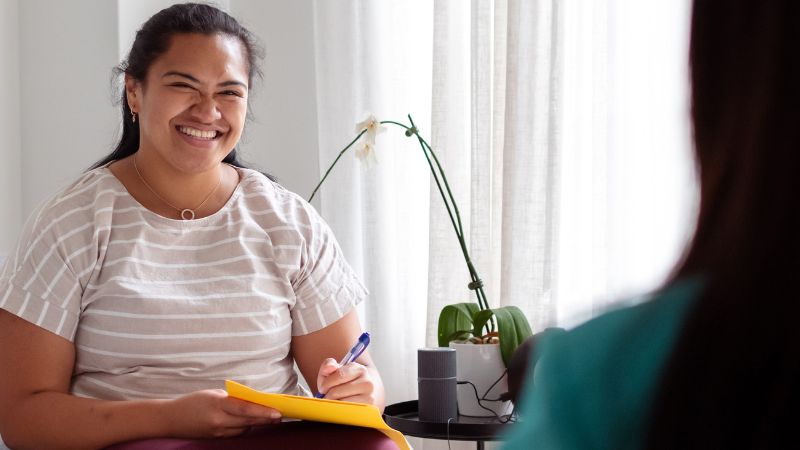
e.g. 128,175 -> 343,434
0,205 -> 85,342
289,205 -> 368,336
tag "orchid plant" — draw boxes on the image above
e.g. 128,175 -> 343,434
309,114 -> 532,366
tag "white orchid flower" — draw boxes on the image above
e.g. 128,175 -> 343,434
354,141 -> 378,168
355,114 -> 387,143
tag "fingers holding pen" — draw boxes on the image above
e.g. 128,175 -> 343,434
322,370 -> 377,405
316,357 -> 342,397
316,359 -> 373,401
316,357 -> 341,389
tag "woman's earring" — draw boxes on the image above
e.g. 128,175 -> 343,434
131,111 -> 137,123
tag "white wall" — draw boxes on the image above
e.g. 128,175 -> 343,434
118,0 -> 232,60
0,0 -> 320,255
0,5 -> 19,445
230,0 -> 319,198
18,0 -> 120,218
0,0 -> 21,259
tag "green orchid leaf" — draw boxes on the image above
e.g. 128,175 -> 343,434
446,330 -> 473,342
492,306 -> 533,366
471,309 -> 495,338
438,303 -> 480,347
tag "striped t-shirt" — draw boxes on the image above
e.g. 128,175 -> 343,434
0,166 -> 367,400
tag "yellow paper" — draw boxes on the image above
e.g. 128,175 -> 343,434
226,380 -> 410,450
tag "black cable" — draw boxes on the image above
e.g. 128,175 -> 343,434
458,380 -> 502,418
457,380 -> 518,423
480,368 -> 508,401
453,368 -> 521,425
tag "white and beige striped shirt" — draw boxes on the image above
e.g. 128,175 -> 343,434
0,166 -> 366,400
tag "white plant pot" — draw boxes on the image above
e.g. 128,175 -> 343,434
449,342 -> 513,417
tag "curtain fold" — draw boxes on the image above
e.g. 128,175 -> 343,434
427,0 -> 564,343
425,0 -> 473,346
312,0 -> 433,405
555,0 -> 695,325
427,0 -> 693,337
498,0 -> 562,330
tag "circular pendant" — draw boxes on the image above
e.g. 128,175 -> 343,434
180,209 -> 196,220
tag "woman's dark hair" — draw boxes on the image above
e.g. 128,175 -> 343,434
646,0 -> 800,447
91,3 -> 265,171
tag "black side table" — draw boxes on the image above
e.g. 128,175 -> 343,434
383,400 -> 513,450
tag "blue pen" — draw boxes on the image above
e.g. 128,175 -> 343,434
314,332 -> 371,399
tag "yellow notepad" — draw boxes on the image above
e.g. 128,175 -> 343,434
226,380 -> 410,450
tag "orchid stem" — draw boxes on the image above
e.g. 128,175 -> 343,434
308,129 -> 367,203
310,116 -> 496,334
404,116 -> 494,332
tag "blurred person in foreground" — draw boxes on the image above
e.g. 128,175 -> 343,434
504,0 -> 800,448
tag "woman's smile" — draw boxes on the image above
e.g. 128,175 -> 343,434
173,124 -> 228,149
176,125 -> 221,140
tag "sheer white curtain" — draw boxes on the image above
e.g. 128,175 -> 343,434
312,0 -> 694,420
427,0 -> 565,346
312,0 -> 434,405
427,0 -> 695,341
556,0 -> 695,326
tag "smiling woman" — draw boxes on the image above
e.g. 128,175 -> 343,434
93,9 -> 257,222
112,32 -> 250,221
134,34 -> 249,169
0,4 -> 387,450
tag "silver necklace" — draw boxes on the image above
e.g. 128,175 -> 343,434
133,154 -> 222,220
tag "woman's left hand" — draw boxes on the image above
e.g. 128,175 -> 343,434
315,358 -> 379,405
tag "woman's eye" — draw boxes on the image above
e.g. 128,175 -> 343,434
221,90 -> 244,97
169,83 -> 195,90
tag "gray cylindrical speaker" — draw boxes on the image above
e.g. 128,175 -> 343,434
417,348 -> 458,422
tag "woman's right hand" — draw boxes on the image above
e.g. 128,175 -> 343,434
164,389 -> 282,439
1,309 -> 283,449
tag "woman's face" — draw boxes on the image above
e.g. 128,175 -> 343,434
126,33 -> 249,174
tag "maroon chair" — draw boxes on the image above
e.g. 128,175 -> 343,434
104,421 -> 399,450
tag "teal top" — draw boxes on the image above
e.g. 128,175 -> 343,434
502,279 -> 701,450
